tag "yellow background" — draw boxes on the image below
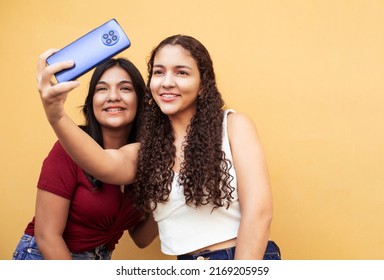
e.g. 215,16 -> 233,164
1,0 -> 383,260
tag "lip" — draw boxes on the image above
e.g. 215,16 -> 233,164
103,106 -> 126,114
159,92 -> 180,102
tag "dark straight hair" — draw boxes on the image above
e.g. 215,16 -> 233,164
81,58 -> 146,147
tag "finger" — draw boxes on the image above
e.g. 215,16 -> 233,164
37,49 -> 58,86
52,80 -> 81,94
39,48 -> 58,61
37,48 -> 58,75
46,60 -> 75,76
37,49 -> 75,85
38,60 -> 75,91
39,80 -> 80,102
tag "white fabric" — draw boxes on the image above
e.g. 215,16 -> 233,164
152,109 -> 241,255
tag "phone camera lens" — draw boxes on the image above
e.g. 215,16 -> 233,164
101,30 -> 119,46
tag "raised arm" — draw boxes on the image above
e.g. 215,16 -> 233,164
227,112 -> 273,260
36,49 -> 138,185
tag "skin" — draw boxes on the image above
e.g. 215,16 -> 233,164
35,63 -> 157,259
37,45 -> 272,259
227,113 -> 272,259
93,66 -> 137,139
150,45 -> 201,172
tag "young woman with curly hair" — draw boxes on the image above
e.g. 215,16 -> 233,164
37,35 -> 280,260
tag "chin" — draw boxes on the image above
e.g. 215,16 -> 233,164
158,106 -> 178,116
163,110 -> 180,118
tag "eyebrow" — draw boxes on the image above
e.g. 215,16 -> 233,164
96,80 -> 133,85
153,64 -> 193,70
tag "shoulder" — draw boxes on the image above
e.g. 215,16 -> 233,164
43,140 -> 77,170
48,140 -> 73,159
38,141 -> 80,198
226,111 -> 262,146
227,111 -> 257,133
51,140 -> 65,152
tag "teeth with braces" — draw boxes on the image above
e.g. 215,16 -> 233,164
105,108 -> 124,112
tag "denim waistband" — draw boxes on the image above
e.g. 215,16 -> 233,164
178,246 -> 236,260
177,240 -> 281,260
13,234 -> 112,260
264,240 -> 281,259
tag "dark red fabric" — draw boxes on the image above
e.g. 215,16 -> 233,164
25,141 -> 143,252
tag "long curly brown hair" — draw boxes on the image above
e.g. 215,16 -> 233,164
131,35 -> 234,213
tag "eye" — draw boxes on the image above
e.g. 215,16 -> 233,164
121,86 -> 133,92
177,70 -> 189,76
95,87 -> 108,92
153,69 -> 164,75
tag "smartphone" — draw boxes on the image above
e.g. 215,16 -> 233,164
46,19 -> 131,83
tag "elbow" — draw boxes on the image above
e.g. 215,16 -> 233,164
34,228 -> 45,245
266,207 -> 273,225
133,241 -> 149,249
263,206 -> 273,232
129,229 -> 158,249
34,230 -> 49,253
249,205 -> 273,233
131,233 -> 158,249
95,165 -> 135,185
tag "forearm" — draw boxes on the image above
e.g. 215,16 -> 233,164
129,214 -> 158,248
35,235 -> 72,260
235,213 -> 272,259
49,113 -> 136,185
51,114 -> 111,180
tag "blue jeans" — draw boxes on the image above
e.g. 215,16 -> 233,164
177,240 -> 281,260
12,234 -> 112,260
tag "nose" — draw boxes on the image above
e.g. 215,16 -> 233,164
107,88 -> 121,101
161,72 -> 176,88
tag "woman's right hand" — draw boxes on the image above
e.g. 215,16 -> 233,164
37,49 -> 80,124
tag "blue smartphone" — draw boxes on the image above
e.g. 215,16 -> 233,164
46,19 -> 131,83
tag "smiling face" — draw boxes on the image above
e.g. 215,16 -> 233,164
93,65 -> 138,133
150,44 -> 201,120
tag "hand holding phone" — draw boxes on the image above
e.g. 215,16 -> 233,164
46,19 -> 131,83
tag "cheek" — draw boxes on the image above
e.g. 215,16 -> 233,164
131,93 -> 139,104
92,104 -> 103,123
124,94 -> 138,109
93,94 -> 106,107
183,81 -> 200,96
149,78 -> 161,92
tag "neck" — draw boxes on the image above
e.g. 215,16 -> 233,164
101,127 -> 131,149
